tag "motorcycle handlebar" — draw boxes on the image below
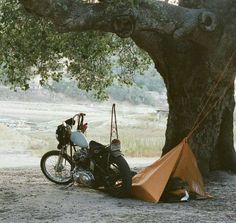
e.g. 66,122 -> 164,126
65,113 -> 87,132
72,113 -> 86,120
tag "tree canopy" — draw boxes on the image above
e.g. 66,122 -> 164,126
0,0 -> 150,99
3,0 -> 236,173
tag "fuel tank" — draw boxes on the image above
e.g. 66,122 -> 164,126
70,131 -> 89,148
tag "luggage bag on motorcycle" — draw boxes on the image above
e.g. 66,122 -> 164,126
56,124 -> 71,146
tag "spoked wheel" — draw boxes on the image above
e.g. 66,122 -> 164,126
106,156 -> 132,198
40,150 -> 75,185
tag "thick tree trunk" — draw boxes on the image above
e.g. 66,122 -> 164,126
211,86 -> 236,172
19,0 -> 236,175
159,40 -> 236,175
132,29 -> 236,175
131,0 -> 236,175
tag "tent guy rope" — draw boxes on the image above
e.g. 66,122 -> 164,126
186,48 -> 236,140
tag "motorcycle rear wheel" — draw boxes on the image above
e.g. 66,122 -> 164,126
40,150 -> 74,185
107,156 -> 132,198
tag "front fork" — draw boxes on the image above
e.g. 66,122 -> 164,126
55,147 -> 67,172
54,155 -> 64,172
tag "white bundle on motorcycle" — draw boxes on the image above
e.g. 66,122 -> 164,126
70,131 -> 89,148
111,139 -> 122,157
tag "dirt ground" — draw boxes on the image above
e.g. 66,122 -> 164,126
0,167 -> 235,223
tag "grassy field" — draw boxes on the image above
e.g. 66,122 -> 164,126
0,100 -> 167,159
27,112 -> 166,158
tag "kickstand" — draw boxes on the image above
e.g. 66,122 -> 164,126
64,182 -> 74,189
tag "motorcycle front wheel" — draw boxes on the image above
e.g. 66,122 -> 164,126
107,156 -> 132,198
40,150 -> 74,185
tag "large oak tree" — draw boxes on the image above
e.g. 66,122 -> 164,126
13,0 -> 236,174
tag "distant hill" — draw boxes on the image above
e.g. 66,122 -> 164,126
0,67 -> 167,107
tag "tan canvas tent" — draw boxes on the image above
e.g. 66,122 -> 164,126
131,138 -> 208,202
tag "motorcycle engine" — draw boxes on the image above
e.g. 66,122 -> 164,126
73,169 -> 95,187
73,148 -> 89,166
73,149 -> 95,187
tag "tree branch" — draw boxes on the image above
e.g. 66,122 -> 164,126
19,0 -> 218,47
135,1 -> 217,43
19,0 -> 114,33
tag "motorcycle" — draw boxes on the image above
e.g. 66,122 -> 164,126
40,113 -> 132,197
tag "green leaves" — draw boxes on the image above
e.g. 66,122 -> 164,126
0,0 -> 150,99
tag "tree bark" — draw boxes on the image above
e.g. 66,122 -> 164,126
19,0 -> 236,175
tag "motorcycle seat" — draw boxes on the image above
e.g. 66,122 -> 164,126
89,140 -> 106,150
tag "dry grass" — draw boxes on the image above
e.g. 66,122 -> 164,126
86,113 -> 166,157
27,112 -> 167,157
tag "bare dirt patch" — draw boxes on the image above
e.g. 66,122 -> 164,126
0,167 -> 235,223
